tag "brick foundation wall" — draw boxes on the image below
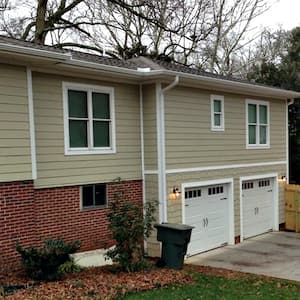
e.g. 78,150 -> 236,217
0,179 -> 142,269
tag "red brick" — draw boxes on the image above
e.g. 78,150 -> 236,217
0,179 -> 142,269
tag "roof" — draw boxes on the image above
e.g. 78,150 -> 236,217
0,35 -> 300,99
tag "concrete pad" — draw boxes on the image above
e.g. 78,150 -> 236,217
185,231 -> 300,281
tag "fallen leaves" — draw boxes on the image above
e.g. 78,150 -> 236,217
3,264 -> 194,300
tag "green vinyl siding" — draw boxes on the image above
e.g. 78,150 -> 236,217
33,73 -> 141,188
0,64 -> 32,182
164,87 -> 286,169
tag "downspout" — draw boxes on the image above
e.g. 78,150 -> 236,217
287,99 -> 295,183
139,84 -> 147,251
158,76 -> 179,223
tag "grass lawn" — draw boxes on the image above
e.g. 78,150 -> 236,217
123,271 -> 300,300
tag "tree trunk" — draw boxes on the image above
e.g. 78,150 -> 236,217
35,0 -> 48,44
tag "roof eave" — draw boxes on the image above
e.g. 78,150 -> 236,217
0,42 -> 71,61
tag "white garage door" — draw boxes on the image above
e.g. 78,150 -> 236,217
242,178 -> 274,239
185,183 -> 229,256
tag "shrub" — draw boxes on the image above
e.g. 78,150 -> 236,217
106,179 -> 156,272
16,238 -> 80,280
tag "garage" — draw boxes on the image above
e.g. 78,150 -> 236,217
183,180 -> 233,256
241,176 -> 275,239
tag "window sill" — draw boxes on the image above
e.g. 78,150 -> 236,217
80,205 -> 107,212
246,145 -> 270,150
65,148 -> 116,155
211,127 -> 225,132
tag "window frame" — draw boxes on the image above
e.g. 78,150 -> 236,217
80,183 -> 108,210
210,95 -> 225,131
63,82 -> 116,155
246,99 -> 270,149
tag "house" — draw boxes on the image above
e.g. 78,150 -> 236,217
1,36 -> 300,268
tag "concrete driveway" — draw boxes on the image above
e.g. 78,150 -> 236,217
185,231 -> 300,281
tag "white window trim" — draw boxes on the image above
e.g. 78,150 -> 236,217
246,99 -> 270,149
210,95 -> 225,131
63,82 -> 116,155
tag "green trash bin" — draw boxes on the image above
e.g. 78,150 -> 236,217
154,223 -> 194,270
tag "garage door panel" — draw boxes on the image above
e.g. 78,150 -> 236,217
185,183 -> 230,255
242,177 -> 274,239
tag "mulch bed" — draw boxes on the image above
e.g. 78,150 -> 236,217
1,263 -> 281,300
1,263 -> 193,300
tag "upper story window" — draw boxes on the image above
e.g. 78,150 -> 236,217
210,95 -> 224,131
63,82 -> 116,155
246,99 -> 270,149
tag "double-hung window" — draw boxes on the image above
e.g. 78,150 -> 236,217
210,95 -> 224,131
246,100 -> 269,148
63,83 -> 115,155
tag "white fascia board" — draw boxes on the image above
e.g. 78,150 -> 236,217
0,43 -> 72,61
65,58 -> 142,77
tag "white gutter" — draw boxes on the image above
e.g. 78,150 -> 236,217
1,42 -> 298,99
26,67 -> 37,180
157,76 -> 179,223
0,43 -> 71,61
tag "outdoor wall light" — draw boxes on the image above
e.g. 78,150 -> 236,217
173,187 -> 181,197
281,176 -> 287,183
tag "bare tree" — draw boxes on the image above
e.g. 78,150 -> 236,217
0,0 -> 271,76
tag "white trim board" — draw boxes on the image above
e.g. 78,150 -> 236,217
166,161 -> 286,174
239,173 -> 279,243
182,178 -> 235,255
26,67 -> 37,180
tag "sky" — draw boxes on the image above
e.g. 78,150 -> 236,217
255,0 -> 300,30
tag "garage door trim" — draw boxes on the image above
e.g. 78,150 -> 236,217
182,178 -> 235,254
239,173 -> 279,243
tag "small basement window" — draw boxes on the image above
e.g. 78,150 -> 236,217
81,184 -> 107,209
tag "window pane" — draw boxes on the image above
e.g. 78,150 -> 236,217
94,184 -> 107,206
248,104 -> 257,123
248,125 -> 256,144
214,114 -> 221,126
68,90 -> 87,118
259,105 -> 267,124
260,125 -> 267,144
69,120 -> 88,147
92,93 -> 110,119
82,185 -> 94,207
214,100 -> 221,113
93,121 -> 110,147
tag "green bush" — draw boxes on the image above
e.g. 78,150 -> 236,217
106,179 -> 156,272
16,238 -> 80,280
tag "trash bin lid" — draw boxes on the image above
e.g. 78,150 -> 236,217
154,223 -> 194,231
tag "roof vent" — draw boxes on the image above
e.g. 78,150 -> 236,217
137,67 -> 151,72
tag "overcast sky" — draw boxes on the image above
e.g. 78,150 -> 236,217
255,0 -> 300,30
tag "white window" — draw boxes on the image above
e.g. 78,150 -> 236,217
246,99 -> 270,149
63,82 -> 116,155
211,95 -> 224,131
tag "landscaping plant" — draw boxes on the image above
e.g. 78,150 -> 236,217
106,179 -> 156,272
16,237 -> 80,280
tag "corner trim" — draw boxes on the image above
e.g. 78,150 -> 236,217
26,67 -> 37,180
